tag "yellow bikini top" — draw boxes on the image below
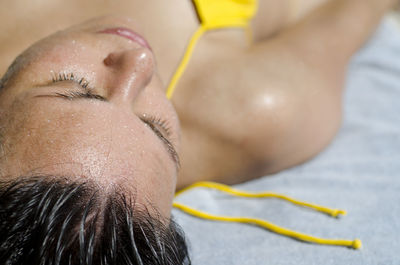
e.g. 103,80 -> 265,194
166,0 -> 258,99
193,0 -> 257,29
169,0 -> 361,250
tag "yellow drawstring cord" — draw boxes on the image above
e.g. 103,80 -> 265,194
173,181 -> 362,249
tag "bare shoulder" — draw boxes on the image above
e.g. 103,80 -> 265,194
174,31 -> 343,186
240,37 -> 344,172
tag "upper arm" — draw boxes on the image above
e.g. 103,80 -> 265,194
238,0 -> 392,172
236,44 -> 344,173
229,20 -> 352,173
259,0 -> 392,67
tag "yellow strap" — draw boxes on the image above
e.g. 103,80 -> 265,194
166,24 -> 250,99
166,26 -> 206,99
173,181 -> 362,249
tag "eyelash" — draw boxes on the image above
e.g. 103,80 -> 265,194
141,115 -> 172,137
141,115 -> 179,165
52,72 -> 91,89
51,72 -> 104,100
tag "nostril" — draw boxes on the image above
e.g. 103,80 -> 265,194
103,49 -> 153,71
103,53 -> 117,66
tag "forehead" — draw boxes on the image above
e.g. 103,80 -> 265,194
0,92 -> 173,184
0,96 -> 177,217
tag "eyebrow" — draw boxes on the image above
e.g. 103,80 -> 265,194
34,88 -> 180,170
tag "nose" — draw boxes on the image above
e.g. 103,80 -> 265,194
103,48 -> 155,103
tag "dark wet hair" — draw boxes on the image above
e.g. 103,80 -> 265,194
0,177 -> 191,265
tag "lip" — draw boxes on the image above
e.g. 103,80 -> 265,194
97,27 -> 152,50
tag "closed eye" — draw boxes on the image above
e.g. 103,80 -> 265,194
53,91 -> 107,101
140,117 -> 180,169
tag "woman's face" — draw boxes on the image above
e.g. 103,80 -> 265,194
0,16 -> 180,217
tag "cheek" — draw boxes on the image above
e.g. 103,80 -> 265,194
134,78 -> 165,111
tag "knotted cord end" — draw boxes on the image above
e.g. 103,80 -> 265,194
331,209 -> 347,218
352,239 -> 362,250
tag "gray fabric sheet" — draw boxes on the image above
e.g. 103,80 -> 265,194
173,17 -> 400,265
